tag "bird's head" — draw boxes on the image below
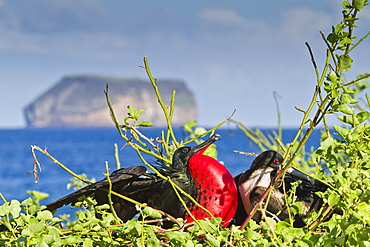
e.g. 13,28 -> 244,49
250,150 -> 284,171
250,151 -> 315,185
171,134 -> 220,172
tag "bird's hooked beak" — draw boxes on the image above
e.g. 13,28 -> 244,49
191,134 -> 221,155
286,167 -> 315,185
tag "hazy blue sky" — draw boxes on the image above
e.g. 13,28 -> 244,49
1,0 -> 369,128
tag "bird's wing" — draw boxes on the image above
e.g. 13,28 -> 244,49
46,166 -> 147,211
249,186 -> 288,221
274,172 -> 325,213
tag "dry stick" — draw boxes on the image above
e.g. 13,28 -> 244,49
30,145 -> 92,184
233,151 -> 258,157
28,146 -> 43,182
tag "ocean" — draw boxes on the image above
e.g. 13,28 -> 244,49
0,127 -> 321,210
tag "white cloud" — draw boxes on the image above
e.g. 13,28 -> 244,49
279,7 -> 333,42
199,8 -> 248,27
1,1 -> 368,128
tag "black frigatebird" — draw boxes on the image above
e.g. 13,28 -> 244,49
236,150 -> 328,227
46,134 -> 238,227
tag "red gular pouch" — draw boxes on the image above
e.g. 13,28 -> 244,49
185,152 -> 238,227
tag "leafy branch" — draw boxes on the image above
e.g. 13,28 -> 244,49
237,1 -> 370,230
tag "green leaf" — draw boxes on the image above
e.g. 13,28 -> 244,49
166,231 -> 191,245
36,211 -> 53,221
127,105 -> 144,120
205,233 -> 220,247
340,37 -> 353,45
143,207 -> 162,219
339,105 -> 354,115
138,121 -> 153,127
334,23 -> 345,36
0,202 -> 10,216
194,127 -> 207,136
335,236 -> 346,245
290,201 -> 304,215
342,1 -> 351,9
340,94 -> 358,104
345,168 -> 358,180
21,198 -> 34,207
333,125 -> 350,137
321,137 -> 337,149
338,115 -> 359,126
9,200 -> 21,218
356,111 -> 370,123
64,236 -> 83,244
184,120 -> 197,133
287,227 -> 305,239
338,54 -> 353,72
327,71 -> 338,82
275,221 -> 290,235
36,242 -> 48,247
146,229 -> 160,247
27,191 -> 49,202
328,193 -> 340,206
353,0 -> 366,10
296,239 -> 314,247
199,220 -> 217,234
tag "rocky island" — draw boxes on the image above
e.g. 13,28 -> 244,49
24,75 -> 197,127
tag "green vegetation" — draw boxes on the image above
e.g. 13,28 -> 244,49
1,0 -> 370,246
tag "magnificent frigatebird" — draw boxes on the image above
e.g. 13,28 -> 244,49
46,134 -> 238,227
236,150 -> 327,227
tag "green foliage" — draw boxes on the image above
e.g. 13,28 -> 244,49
1,1 -> 370,246
231,1 -> 370,245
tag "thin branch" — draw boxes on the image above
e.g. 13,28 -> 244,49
183,109 -> 236,145
305,42 -> 320,82
30,145 -> 92,184
104,161 -> 121,223
105,84 -> 171,164
143,57 -> 178,147
349,31 -> 370,53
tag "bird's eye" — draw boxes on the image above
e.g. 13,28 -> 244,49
273,159 -> 280,164
182,147 -> 189,153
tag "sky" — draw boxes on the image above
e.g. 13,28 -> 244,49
0,0 -> 369,128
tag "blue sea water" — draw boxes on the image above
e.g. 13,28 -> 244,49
0,127 -> 321,209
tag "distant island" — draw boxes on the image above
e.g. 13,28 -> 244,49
24,75 -> 197,127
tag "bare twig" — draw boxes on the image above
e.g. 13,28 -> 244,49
29,145 -> 91,184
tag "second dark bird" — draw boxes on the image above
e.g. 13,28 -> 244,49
46,134 -> 238,227
235,150 -> 328,227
